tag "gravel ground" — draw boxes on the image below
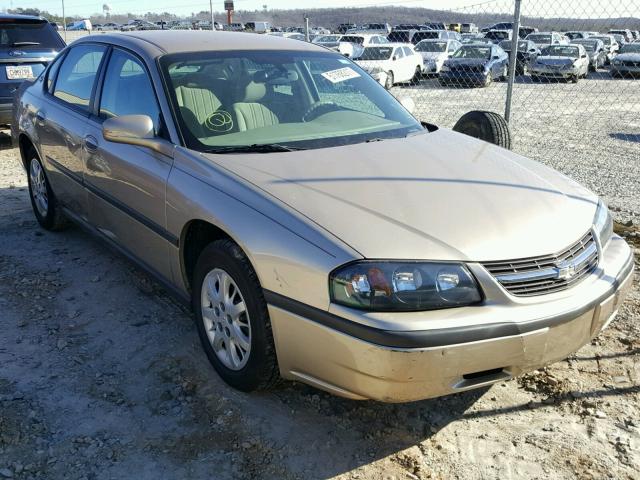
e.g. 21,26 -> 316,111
1,86 -> 640,480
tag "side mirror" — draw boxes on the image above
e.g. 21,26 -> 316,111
492,55 -> 500,60
102,115 -> 173,157
398,96 -> 415,114
581,54 -> 587,58
392,55 -> 398,61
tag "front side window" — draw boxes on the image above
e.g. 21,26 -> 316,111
99,49 -> 161,130
53,44 -> 106,110
160,50 -> 422,152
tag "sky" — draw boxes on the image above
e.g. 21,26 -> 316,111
4,0 -> 640,19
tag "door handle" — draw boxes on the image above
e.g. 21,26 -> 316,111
35,112 -> 46,125
84,135 -> 98,153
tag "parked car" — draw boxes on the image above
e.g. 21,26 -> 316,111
611,34 -> 628,47
98,22 -> 120,31
462,37 -> 493,45
518,26 -> 538,39
393,24 -> 422,31
13,30 -> 633,403
499,39 -> 540,75
266,32 -> 305,41
608,29 -> 634,44
525,32 -> 567,49
461,33 -> 483,42
448,23 -> 462,33
610,43 -> 640,77
423,22 -> 447,31
530,44 -> 590,83
440,43 -> 509,87
337,34 -> 388,58
481,22 -> 513,33
311,34 -> 343,49
0,13 -> 65,126
411,30 -> 461,43
572,39 -> 607,70
415,39 -> 462,75
460,23 -> 478,33
356,43 -> 423,89
484,29 -> 512,44
336,23 -> 356,34
223,23 -> 245,32
244,22 -> 271,33
347,23 -> 391,35
565,31 -> 591,40
67,19 -> 92,31
589,34 -> 620,64
387,29 -> 420,44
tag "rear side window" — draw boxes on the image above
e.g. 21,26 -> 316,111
53,45 -> 106,110
0,20 -> 64,49
99,49 -> 161,131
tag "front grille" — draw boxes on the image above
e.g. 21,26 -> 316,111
451,65 -> 484,73
482,231 -> 598,297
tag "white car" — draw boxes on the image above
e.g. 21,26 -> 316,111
356,43 -> 423,89
337,34 -> 389,58
415,39 -> 462,74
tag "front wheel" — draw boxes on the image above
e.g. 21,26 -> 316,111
26,151 -> 67,231
193,239 -> 280,392
384,71 -> 394,90
410,66 -> 422,85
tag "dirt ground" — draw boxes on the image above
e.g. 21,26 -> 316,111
1,136 -> 639,480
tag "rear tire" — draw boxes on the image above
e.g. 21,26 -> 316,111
26,148 -> 68,231
453,110 -> 512,150
192,239 -> 280,392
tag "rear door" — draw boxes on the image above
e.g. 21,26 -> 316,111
83,47 -> 174,279
39,43 -> 107,219
0,17 -> 64,123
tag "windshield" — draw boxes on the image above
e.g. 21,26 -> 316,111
415,41 -> 447,52
314,35 -> 341,43
527,34 -> 551,44
359,47 -> 393,60
541,45 -> 579,57
499,40 -> 529,51
340,36 -> 364,45
592,36 -> 612,46
452,46 -> 491,59
0,20 -> 64,49
485,31 -> 509,41
621,44 -> 640,53
161,50 -> 422,152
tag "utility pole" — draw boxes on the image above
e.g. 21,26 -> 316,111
304,15 -> 310,42
61,0 -> 67,42
209,0 -> 214,30
505,0 -> 522,123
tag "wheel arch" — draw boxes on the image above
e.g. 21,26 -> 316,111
17,133 -> 38,171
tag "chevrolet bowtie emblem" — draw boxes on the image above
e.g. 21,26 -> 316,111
556,263 -> 577,280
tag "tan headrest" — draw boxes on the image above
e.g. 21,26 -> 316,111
241,81 -> 267,102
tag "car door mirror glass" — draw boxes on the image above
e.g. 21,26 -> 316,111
103,114 -> 173,157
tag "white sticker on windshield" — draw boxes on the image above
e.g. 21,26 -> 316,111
321,67 -> 361,83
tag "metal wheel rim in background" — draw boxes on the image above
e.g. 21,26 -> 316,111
201,268 -> 252,371
29,158 -> 48,217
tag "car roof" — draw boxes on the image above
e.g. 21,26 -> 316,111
71,31 -> 326,57
0,13 -> 46,21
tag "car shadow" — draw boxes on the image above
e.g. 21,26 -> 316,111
0,131 -> 13,150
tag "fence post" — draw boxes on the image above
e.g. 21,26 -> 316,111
505,0 -> 522,123
304,16 -> 310,42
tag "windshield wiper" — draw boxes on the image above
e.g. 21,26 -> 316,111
11,41 -> 41,46
204,143 -> 306,154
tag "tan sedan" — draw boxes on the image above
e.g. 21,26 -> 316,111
13,31 -> 634,402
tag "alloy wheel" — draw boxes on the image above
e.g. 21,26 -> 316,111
29,158 -> 48,217
200,268 -> 252,370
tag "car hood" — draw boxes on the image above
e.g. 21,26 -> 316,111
205,130 -> 598,262
536,56 -> 575,66
446,58 -> 489,67
616,52 -> 640,61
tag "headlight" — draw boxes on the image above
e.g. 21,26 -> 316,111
593,200 -> 613,247
330,261 -> 482,312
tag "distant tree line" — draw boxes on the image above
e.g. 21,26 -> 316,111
7,6 -> 639,31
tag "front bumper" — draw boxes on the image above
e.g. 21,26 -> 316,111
530,66 -> 578,79
268,236 -> 634,402
439,71 -> 488,85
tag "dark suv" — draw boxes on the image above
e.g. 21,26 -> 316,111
1,13 -> 64,125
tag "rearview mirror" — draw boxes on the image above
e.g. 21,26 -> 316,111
398,96 -> 415,114
102,115 -> 173,157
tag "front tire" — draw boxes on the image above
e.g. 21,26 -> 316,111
385,71 -> 394,90
192,239 -> 280,392
26,150 -> 67,231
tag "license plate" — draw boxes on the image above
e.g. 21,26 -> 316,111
6,65 -> 33,80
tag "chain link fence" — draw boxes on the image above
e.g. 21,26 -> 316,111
379,0 -> 639,216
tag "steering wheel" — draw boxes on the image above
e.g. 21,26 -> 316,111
302,101 -> 343,122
